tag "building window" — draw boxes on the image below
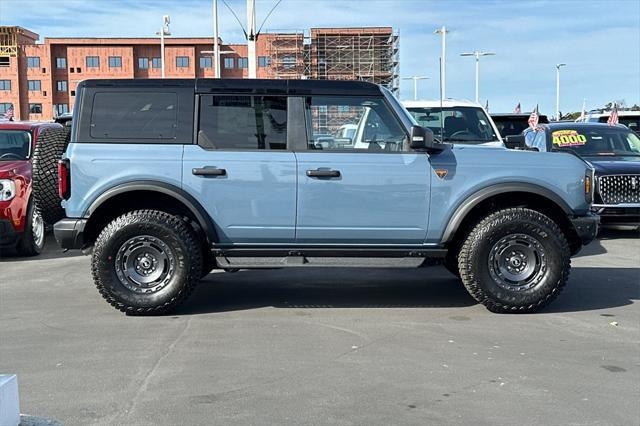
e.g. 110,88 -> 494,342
0,103 -> 12,114
258,56 -> 271,67
108,56 -> 122,68
0,57 -> 9,67
28,80 -> 41,91
152,57 -> 162,69
0,80 -> 10,91
70,90 -> 76,96
199,57 -> 212,69
55,57 -> 67,69
56,80 -> 68,92
54,104 -> 69,116
27,57 -> 40,68
176,56 -> 189,68
238,57 -> 248,69
224,57 -> 234,69
29,103 -> 43,114
86,56 -> 100,68
138,57 -> 149,69
282,56 -> 296,69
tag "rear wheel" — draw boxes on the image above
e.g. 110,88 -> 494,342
458,208 -> 570,313
32,127 -> 71,225
16,200 -> 46,256
91,210 -> 202,315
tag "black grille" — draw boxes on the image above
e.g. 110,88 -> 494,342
598,175 -> 640,205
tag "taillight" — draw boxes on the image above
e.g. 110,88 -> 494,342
58,159 -> 70,200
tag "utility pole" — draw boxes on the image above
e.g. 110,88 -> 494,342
460,51 -> 495,103
246,0 -> 257,78
556,63 -> 566,120
213,0 -> 220,78
402,76 -> 430,101
434,26 -> 449,100
156,15 -> 171,78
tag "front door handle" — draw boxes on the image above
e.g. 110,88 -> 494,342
192,167 -> 226,176
306,169 -> 341,178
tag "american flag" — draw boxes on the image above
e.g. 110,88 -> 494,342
528,104 -> 539,129
607,103 -> 619,126
514,102 -> 521,114
3,105 -> 14,121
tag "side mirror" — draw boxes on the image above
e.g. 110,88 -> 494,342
410,125 -> 441,152
504,134 -> 526,150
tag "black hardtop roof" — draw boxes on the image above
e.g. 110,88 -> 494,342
491,113 -> 549,118
78,78 -> 384,96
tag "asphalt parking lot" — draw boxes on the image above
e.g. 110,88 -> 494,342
1,230 -> 638,426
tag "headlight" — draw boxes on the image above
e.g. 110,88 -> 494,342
0,179 -> 16,201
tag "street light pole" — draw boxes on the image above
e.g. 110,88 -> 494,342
213,0 -> 220,78
156,15 -> 171,79
460,51 -> 495,103
246,0 -> 257,78
556,63 -> 566,121
434,26 -> 449,100
402,76 -> 430,101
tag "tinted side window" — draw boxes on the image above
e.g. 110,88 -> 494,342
306,96 -> 407,151
90,92 -> 177,139
198,95 -> 287,150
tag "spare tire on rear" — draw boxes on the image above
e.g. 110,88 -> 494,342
32,127 -> 71,225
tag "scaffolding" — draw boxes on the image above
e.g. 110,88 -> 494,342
264,32 -> 307,79
0,26 -> 38,57
309,28 -> 399,94
263,28 -> 399,94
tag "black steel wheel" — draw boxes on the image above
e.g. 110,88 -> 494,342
458,208 -> 570,313
92,210 -> 202,315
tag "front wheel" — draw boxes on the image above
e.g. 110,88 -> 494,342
458,208 -> 570,313
16,200 -> 46,256
91,210 -> 202,315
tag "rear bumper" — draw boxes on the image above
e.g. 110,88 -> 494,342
569,213 -> 600,246
53,218 -> 87,250
0,219 -> 20,248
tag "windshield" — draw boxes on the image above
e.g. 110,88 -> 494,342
0,130 -> 32,161
550,127 -> 640,156
406,106 -> 499,143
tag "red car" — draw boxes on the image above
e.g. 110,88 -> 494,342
0,121 -> 62,255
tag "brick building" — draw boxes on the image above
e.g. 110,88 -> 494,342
0,26 -> 399,121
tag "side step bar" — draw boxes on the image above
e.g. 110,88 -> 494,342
212,247 -> 447,269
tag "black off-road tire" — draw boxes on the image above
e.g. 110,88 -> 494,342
32,127 -> 71,225
458,208 -> 570,313
16,199 -> 46,256
92,210 -> 202,315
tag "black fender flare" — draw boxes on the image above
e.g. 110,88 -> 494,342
440,182 -> 573,244
84,181 -> 218,243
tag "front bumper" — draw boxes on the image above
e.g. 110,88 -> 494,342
592,205 -> 640,226
0,219 -> 20,248
53,218 -> 87,250
569,213 -> 600,246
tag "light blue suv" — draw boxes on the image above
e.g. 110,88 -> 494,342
42,79 -> 598,315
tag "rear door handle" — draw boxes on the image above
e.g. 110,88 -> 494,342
192,167 -> 226,176
306,169 -> 341,178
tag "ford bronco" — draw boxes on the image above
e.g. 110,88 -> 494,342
37,79 -> 598,315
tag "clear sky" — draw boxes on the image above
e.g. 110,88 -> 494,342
1,0 -> 638,114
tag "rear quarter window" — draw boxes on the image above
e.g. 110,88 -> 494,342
90,92 -> 177,139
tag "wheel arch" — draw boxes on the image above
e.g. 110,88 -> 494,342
82,181 -> 217,246
441,183 -> 582,255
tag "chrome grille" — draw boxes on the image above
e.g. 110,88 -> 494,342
598,175 -> 640,205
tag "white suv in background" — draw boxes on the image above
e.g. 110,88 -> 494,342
581,110 -> 640,133
403,99 -> 504,147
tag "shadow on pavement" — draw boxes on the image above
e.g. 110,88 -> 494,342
0,234 -> 83,262
177,267 -> 477,315
176,265 -> 638,315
